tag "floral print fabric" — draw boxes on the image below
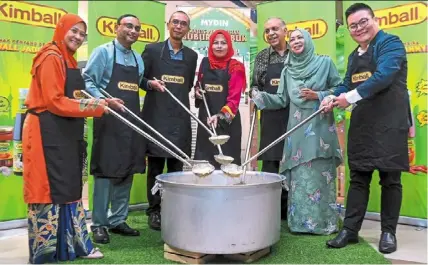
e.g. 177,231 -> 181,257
28,201 -> 93,264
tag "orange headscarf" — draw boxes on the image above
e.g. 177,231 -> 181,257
208,30 -> 246,90
31,14 -> 86,75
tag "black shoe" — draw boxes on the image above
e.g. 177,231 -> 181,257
148,212 -> 161,231
326,229 -> 359,248
92,227 -> 110,244
379,232 -> 397,254
110,222 -> 140,236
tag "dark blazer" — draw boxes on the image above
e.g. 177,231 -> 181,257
140,39 -> 198,91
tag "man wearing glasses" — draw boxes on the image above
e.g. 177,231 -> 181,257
252,17 -> 290,219
139,11 -> 198,231
83,14 -> 146,244
321,3 -> 410,254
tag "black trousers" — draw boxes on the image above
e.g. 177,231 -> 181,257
262,160 -> 288,219
146,156 -> 183,215
343,170 -> 402,234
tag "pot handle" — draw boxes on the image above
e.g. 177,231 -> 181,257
151,181 -> 163,196
279,175 -> 289,191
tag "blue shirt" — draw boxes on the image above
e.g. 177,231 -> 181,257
83,39 -> 145,99
167,38 -> 184,60
145,39 -> 183,90
333,30 -> 407,102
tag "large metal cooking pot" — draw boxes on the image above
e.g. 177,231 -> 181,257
153,170 -> 287,254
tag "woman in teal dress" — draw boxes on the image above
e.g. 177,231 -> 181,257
252,29 -> 343,235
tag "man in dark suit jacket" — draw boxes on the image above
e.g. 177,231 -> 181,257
140,10 -> 198,230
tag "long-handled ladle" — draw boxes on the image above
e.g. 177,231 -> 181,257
221,107 -> 325,178
239,104 -> 257,183
98,88 -> 207,166
80,90 -> 215,178
153,78 -> 230,146
198,82 -> 234,166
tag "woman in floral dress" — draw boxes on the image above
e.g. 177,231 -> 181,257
252,29 -> 343,234
23,14 -> 106,263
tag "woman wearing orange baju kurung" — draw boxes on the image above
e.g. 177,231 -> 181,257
23,14 -> 108,263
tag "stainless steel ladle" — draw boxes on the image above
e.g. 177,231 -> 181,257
80,90 -> 215,178
221,107 -> 325,178
98,88 -> 207,166
154,78 -> 230,146
239,104 -> 257,182
198,82 -> 234,166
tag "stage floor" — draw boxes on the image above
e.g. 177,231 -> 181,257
0,216 -> 426,264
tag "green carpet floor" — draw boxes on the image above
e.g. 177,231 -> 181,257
67,212 -> 390,264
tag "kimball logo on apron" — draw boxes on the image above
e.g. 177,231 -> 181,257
118,81 -> 139,92
204,84 -> 223,92
270,78 -> 280,86
161,75 -> 185,84
351,71 -> 372,83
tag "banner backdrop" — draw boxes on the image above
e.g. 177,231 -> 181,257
177,6 -> 252,90
342,1 -> 427,219
85,1 -> 165,209
0,0 -> 78,221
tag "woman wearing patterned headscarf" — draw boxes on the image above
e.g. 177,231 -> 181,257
23,14 -> 107,263
194,29 -> 246,169
252,29 -> 343,234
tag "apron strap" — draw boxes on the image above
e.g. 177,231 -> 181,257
26,108 -> 43,116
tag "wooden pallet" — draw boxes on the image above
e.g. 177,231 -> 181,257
223,247 -> 271,263
164,244 -> 271,264
164,244 -> 216,264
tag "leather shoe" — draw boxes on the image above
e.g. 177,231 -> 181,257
110,222 -> 140,236
326,229 -> 359,248
92,227 -> 109,244
379,232 -> 397,254
148,212 -> 161,231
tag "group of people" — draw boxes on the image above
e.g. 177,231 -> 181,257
21,2 -> 410,264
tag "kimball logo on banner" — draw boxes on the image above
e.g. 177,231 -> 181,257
0,0 -> 66,28
375,2 -> 427,30
264,19 -> 328,42
374,2 -> 427,54
96,16 -> 160,43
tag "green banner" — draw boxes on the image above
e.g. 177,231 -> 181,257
342,1 -> 427,219
85,1 -> 165,210
0,0 -> 78,221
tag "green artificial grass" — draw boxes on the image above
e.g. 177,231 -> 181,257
65,212 -> 390,264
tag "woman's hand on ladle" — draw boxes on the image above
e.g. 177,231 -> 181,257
207,115 -> 218,128
208,112 -> 232,129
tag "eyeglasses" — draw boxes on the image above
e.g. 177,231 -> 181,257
121,23 -> 141,32
171,19 -> 188,27
348,18 -> 369,32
